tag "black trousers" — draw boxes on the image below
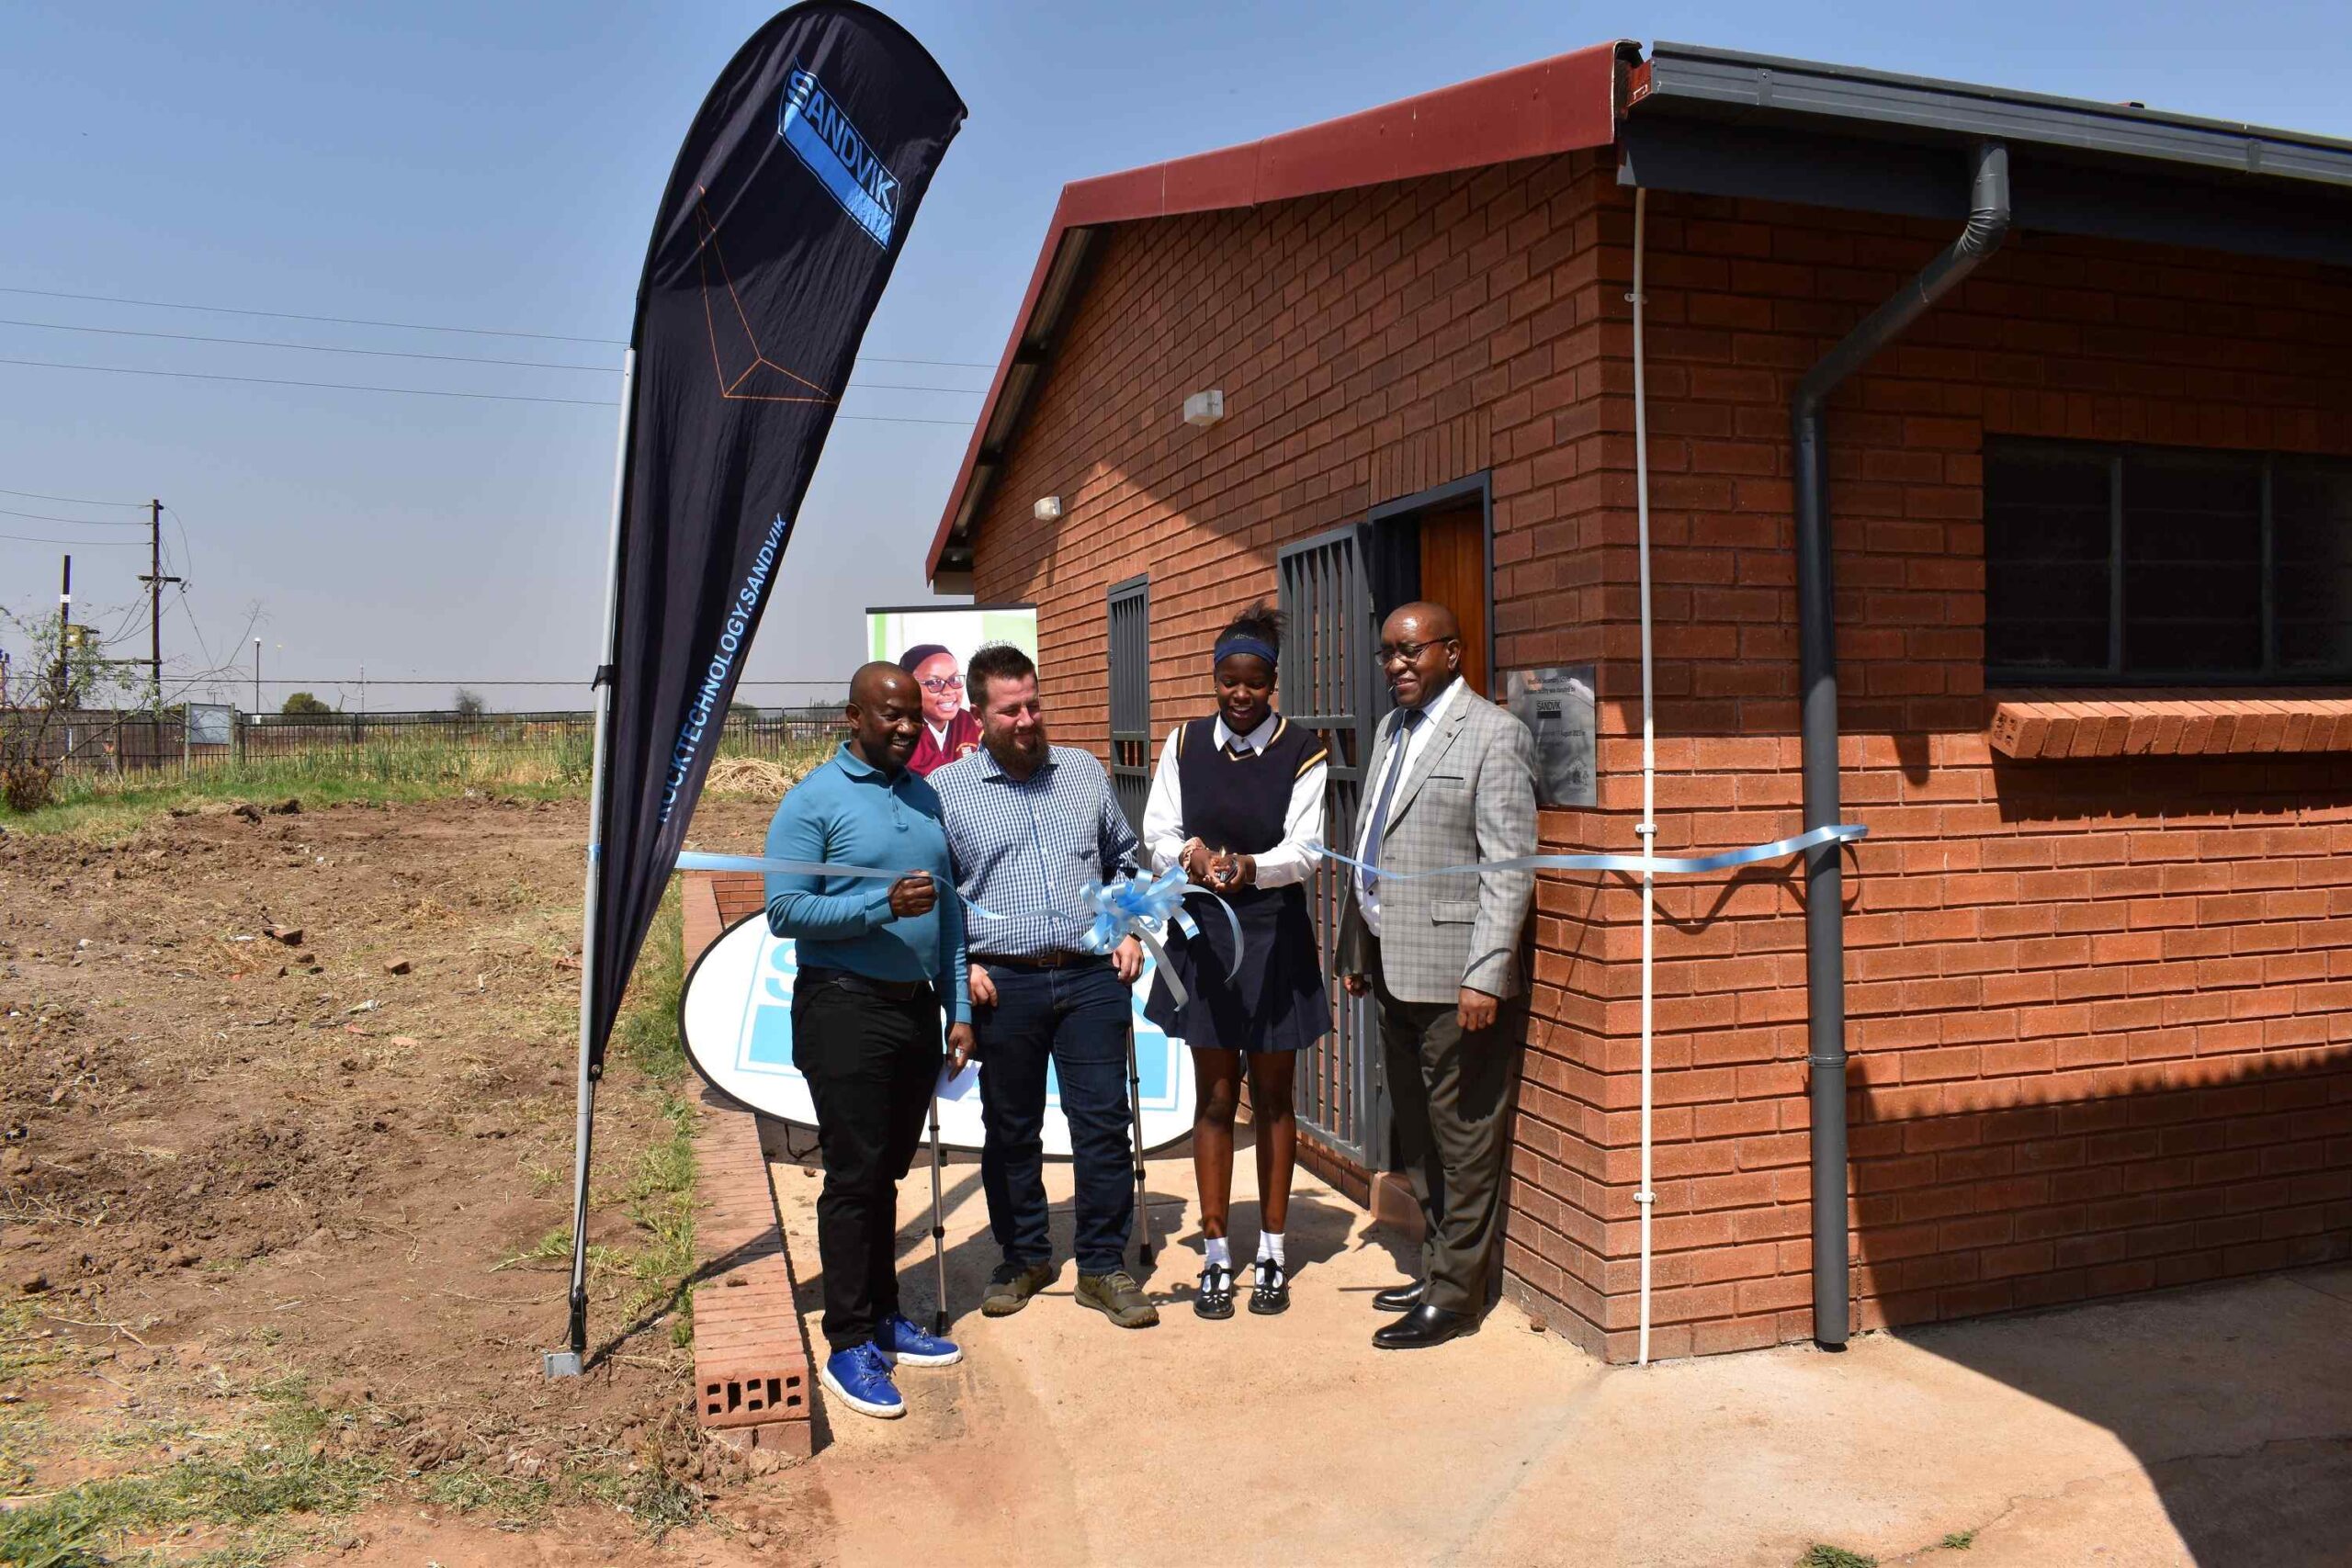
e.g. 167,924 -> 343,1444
791,970 -> 944,1354
1371,943 -> 1521,1317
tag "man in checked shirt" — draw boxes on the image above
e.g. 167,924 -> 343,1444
930,642 -> 1159,1330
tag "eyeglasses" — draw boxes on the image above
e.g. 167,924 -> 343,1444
1375,637 -> 1456,666
916,675 -> 964,693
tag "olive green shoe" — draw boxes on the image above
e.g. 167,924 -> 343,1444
1075,1269 -> 1159,1329
980,1260 -> 1058,1317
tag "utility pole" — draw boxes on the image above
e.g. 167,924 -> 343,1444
253,637 -> 262,716
138,498 -> 181,713
54,556 -> 73,709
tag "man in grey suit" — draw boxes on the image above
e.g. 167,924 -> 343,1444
1337,601 -> 1538,1349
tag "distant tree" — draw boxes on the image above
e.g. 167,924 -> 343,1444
281,691 -> 332,716
452,689 -> 488,718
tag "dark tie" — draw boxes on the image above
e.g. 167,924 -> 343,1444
1359,706 -> 1426,894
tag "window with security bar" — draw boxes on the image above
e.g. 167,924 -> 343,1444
1107,576 -> 1150,837
1984,439 -> 2352,685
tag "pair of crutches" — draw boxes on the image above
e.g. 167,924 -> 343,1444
918,1022 -> 1154,1333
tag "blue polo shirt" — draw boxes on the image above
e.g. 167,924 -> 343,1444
763,742 -> 968,1023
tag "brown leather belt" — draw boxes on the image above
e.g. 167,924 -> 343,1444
971,951 -> 1101,970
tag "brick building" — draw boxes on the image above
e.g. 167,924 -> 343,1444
922,41 -> 2352,1362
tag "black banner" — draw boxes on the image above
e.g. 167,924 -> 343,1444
589,4 -> 965,1069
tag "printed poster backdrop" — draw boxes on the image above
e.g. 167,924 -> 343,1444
683,599 -> 1193,1153
865,603 -> 1036,774
683,917 -> 1195,1155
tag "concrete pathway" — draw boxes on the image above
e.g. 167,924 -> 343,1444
748,1127 -> 2352,1567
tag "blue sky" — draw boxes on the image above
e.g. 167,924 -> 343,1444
3,1 -> 2346,711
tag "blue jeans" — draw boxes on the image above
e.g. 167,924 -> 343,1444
973,961 -> 1135,1275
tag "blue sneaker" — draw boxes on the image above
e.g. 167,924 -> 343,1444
876,1313 -> 963,1368
820,1342 -> 904,1420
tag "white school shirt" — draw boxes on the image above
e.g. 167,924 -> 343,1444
1354,674 -> 1464,939
1140,712 -> 1327,889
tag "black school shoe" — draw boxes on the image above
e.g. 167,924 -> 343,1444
1248,1256 -> 1290,1315
1194,1261 -> 1236,1319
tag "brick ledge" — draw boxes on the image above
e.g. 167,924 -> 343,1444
1986,689 -> 2352,760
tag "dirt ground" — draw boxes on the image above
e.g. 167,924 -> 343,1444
0,793 -> 784,1564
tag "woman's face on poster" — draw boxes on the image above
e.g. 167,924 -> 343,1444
912,651 -> 964,724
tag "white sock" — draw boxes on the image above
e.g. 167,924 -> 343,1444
1258,1231 -> 1285,1269
1204,1235 -> 1231,1269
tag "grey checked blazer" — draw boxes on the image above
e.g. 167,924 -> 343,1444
1337,684 -> 1539,1005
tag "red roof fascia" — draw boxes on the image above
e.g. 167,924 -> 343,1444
925,40 -> 1627,581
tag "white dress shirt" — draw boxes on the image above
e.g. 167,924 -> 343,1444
1354,674 -> 1464,939
1141,712 -> 1328,888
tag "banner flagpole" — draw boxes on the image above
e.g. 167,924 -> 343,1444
547,346 -> 637,1380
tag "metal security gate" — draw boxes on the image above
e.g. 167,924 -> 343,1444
1278,525 -> 1385,1169
1106,575 -> 1150,837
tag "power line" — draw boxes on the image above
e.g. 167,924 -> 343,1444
0,505 -> 150,526
0,528 -> 147,546
0,284 -> 1000,368
0,319 -> 987,392
0,316 -> 618,372
0,485 -> 146,506
0,283 -> 625,346
0,355 -> 978,423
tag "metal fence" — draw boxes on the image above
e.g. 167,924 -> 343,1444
3,705 -> 847,781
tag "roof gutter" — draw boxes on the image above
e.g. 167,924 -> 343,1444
1792,139 -> 2010,1350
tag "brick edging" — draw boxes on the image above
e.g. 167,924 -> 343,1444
682,871 -> 813,1461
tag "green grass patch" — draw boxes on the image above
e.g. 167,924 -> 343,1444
1940,1529 -> 1976,1550
1798,1548 -> 1878,1568
574,1461 -> 701,1539
612,890 -> 687,1085
424,1465 -> 552,1526
3,766 -> 579,840
0,1379 -> 383,1568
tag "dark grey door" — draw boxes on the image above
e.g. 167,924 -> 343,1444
1277,524 -> 1385,1169
1106,575 -> 1150,838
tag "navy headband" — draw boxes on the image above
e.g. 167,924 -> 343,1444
1213,635 -> 1278,669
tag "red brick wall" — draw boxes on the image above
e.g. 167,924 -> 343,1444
966,155 -> 2352,1360
1610,191 -> 2352,1357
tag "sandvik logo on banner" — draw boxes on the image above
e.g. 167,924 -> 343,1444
777,65 -> 899,247
680,917 -> 1195,1155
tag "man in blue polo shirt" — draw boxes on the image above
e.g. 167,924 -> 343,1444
765,661 -> 976,1420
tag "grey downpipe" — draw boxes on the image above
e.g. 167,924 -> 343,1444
1792,141 -> 2009,1349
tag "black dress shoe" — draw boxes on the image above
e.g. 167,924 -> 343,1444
1372,1281 -> 1426,1314
1372,1303 -> 1475,1350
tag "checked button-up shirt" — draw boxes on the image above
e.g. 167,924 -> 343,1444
930,742 -> 1139,959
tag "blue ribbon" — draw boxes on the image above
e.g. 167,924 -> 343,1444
1076,865 -> 1246,1010
673,851 -> 1006,920
1311,822 -> 1868,881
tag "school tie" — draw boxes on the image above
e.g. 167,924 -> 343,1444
1358,706 -> 1427,894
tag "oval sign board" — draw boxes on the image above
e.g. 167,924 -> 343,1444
680,915 -> 1195,1156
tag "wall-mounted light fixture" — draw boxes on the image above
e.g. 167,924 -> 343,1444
1033,495 -> 1063,521
1183,389 -> 1225,427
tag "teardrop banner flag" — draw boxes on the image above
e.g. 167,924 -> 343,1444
552,3 -> 965,1375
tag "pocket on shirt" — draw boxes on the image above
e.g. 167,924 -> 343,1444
1430,898 -> 1478,924
1428,772 -> 1470,795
